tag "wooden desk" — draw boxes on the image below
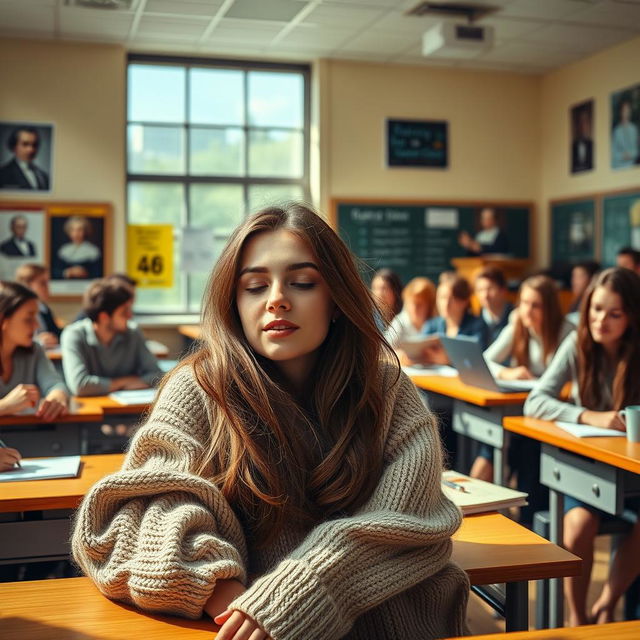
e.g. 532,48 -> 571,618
0,453 -> 123,513
0,512 -> 579,638
412,374 -> 528,484
445,619 -> 640,639
178,324 -> 200,341
503,416 -> 640,627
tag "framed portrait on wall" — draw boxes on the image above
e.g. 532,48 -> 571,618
610,84 -> 640,169
570,100 -> 594,174
0,121 -> 54,192
48,203 -> 111,296
0,206 -> 46,280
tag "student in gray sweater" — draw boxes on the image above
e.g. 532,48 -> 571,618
61,278 -> 162,396
524,267 -> 640,627
0,280 -> 68,422
72,204 -> 469,640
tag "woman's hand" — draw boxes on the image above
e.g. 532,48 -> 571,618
422,342 -> 448,365
0,447 -> 21,471
0,384 -> 40,415
579,409 -> 626,431
215,610 -> 270,640
36,390 -> 69,422
499,366 -> 535,381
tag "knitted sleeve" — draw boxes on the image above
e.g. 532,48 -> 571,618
229,368 -> 464,640
71,367 -> 248,619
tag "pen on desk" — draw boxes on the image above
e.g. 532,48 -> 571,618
0,437 -> 22,469
443,479 -> 468,493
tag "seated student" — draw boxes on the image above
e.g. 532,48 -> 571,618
370,268 -> 403,328
471,275 -> 573,483
616,246 -> 640,276
14,263 -> 62,349
61,278 -> 162,396
74,272 -> 137,322
474,266 -> 514,346
423,272 -> 485,364
71,204 -> 469,640
568,261 -> 600,314
0,281 -> 69,420
385,276 -> 436,365
524,267 -> 640,626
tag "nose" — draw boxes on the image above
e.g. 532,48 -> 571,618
267,281 -> 291,312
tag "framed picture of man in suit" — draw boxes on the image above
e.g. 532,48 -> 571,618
0,122 -> 53,192
570,100 -> 594,174
0,208 -> 46,280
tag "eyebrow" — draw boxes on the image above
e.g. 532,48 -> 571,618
239,262 -> 319,276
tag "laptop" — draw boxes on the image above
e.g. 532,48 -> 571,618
439,334 -> 538,393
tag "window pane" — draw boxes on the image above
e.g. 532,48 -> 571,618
128,182 -> 185,311
248,71 -> 303,128
249,129 -> 303,178
188,240 -> 226,312
190,68 -> 244,125
128,125 -> 185,174
190,184 -> 244,234
128,64 -> 185,123
190,127 -> 244,176
248,184 -> 305,212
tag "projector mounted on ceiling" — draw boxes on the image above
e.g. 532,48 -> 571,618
422,22 -> 494,58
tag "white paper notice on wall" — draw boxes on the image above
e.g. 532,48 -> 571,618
181,228 -> 216,273
425,208 -> 458,229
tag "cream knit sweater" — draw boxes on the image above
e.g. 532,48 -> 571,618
72,363 -> 469,639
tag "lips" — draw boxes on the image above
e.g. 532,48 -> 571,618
263,320 -> 299,331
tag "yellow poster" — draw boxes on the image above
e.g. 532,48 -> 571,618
127,224 -> 173,288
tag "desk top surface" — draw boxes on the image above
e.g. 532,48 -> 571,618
0,453 -> 124,513
411,374 -> 528,406
504,416 -> 640,475
445,620 -> 640,639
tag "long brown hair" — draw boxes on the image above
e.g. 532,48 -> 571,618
512,275 -> 564,367
170,203 -> 397,546
0,280 -> 38,375
577,268 -> 640,410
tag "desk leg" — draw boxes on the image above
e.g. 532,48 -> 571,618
505,581 -> 529,631
549,488 -> 565,628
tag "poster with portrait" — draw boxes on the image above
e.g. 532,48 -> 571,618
0,208 -> 46,280
570,100 -> 594,174
48,204 -> 110,296
610,84 -> 640,170
0,122 -> 54,192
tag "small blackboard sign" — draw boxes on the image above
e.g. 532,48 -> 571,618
386,118 -> 448,168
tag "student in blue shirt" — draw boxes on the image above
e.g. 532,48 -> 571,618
422,272 -> 485,364
474,266 -> 514,346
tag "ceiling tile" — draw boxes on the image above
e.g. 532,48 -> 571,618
499,0 -> 596,20
339,29 -> 416,54
522,22 -> 637,51
568,0 -> 640,29
136,16 -> 209,37
0,4 -> 54,32
480,16 -> 549,39
144,0 -> 224,17
59,7 -> 133,37
479,40 -> 586,66
304,3 -> 388,28
369,10 -> 442,34
277,25 -> 354,47
224,0 -> 308,21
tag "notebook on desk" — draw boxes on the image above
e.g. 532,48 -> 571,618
439,335 -> 538,393
0,455 -> 81,482
108,389 -> 157,405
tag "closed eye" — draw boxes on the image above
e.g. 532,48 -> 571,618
292,282 -> 316,290
245,285 -> 268,294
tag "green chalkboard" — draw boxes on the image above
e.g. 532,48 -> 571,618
550,198 -> 596,264
335,200 -> 530,285
602,191 -> 640,266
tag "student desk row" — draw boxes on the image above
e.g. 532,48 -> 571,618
503,416 -> 640,628
0,452 -> 581,633
0,396 -> 152,458
411,373 -> 528,485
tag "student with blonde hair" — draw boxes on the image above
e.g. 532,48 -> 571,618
385,276 -> 436,364
72,203 -> 469,640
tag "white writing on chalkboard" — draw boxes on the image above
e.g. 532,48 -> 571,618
351,207 -> 410,223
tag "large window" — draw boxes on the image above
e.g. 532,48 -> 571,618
127,56 -> 310,313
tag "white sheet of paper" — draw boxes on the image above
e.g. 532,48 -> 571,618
109,389 -> 157,405
425,208 -> 458,229
556,421 -> 626,438
403,365 -> 457,377
0,455 -> 81,482
181,227 -> 216,273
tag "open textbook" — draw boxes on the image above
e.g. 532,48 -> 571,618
442,470 -> 528,515
109,389 -> 158,405
0,455 -> 81,483
556,421 -> 626,438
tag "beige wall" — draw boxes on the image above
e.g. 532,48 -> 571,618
0,38 -> 126,320
539,34 -> 640,265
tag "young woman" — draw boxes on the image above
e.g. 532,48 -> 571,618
72,204 -> 469,640
525,267 -> 640,626
0,281 -> 68,422
370,268 -> 402,326
385,276 -> 436,365
568,261 -> 600,314
15,263 -> 62,349
472,275 -> 573,487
